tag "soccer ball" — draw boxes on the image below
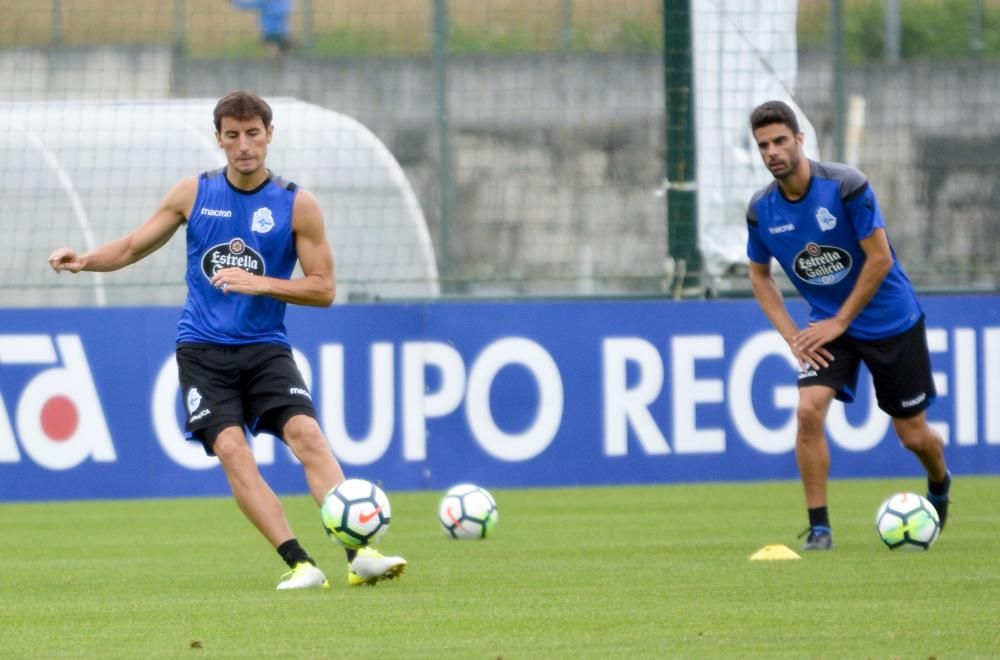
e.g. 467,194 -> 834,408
438,483 -> 499,539
321,478 -> 391,549
875,492 -> 941,551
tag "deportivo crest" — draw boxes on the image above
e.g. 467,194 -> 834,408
201,238 -> 266,280
251,207 -> 275,233
793,242 -> 852,286
816,206 -> 837,231
186,387 -> 202,413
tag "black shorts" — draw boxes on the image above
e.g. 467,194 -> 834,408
176,343 -> 317,455
797,317 -> 936,419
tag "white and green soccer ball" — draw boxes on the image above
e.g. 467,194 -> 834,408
438,483 -> 499,539
321,478 -> 391,549
875,492 -> 941,551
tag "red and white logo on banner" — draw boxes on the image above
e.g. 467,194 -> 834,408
0,334 -> 116,470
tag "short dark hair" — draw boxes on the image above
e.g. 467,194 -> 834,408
213,91 -> 273,132
749,100 -> 801,135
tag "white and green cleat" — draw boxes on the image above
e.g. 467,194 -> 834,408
348,547 -> 407,586
276,562 -> 330,590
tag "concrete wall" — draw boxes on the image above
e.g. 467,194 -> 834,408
795,53 -> 1000,290
3,47 -> 997,296
171,53 -> 667,295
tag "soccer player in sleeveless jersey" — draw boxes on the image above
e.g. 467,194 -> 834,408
48,91 -> 406,588
745,100 -> 951,550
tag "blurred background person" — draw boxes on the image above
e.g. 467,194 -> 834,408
231,0 -> 293,55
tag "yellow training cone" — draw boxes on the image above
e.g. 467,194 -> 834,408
750,544 -> 801,561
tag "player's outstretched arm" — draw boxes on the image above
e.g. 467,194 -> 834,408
211,189 -> 335,306
48,177 -> 195,274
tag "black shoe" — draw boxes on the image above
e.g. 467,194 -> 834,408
798,526 -> 833,550
926,493 -> 949,530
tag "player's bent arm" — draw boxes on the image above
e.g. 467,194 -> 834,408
239,189 -> 335,307
832,228 -> 893,327
48,177 -> 194,273
748,260 -> 800,342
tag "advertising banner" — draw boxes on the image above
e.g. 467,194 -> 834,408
1,296 -> 998,501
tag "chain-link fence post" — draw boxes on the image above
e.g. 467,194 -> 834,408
433,0 -> 454,287
663,0 -> 700,296
172,0 -> 187,55
831,0 -> 846,162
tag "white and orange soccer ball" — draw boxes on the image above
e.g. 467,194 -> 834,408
438,483 -> 499,539
321,478 -> 391,549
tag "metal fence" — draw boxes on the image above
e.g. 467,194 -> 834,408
1,1 -> 998,305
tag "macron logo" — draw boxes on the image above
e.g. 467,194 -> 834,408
200,208 -> 233,218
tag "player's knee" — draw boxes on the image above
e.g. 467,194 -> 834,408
283,416 -> 326,455
283,413 -> 318,438
892,416 -> 934,452
896,426 -> 932,452
796,401 -> 826,435
212,431 -> 252,463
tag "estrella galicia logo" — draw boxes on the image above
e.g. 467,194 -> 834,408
816,207 -> 837,231
251,207 -> 275,234
201,238 -> 266,280
793,242 -> 852,286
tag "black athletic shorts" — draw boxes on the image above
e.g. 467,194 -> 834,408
176,343 -> 317,455
797,316 -> 936,419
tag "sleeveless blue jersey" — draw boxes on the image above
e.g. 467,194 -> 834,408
177,168 -> 299,346
746,160 -> 922,340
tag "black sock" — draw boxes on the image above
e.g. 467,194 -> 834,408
345,548 -> 358,563
276,539 -> 314,569
928,471 -> 951,497
808,506 -> 830,530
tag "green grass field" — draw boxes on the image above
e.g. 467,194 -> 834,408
2,476 -> 999,658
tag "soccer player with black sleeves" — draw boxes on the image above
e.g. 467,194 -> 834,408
744,100 -> 951,550
48,91 -> 406,587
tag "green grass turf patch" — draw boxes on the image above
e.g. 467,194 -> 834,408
2,476 -> 998,658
